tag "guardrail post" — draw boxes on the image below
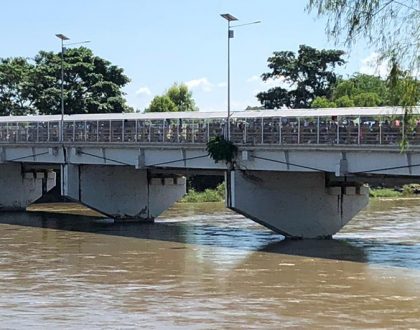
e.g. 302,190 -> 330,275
261,117 -> 264,144
336,117 -> 340,144
297,117 -> 301,144
317,117 -> 320,144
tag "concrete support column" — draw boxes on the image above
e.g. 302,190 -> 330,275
62,164 -> 186,220
0,163 -> 56,210
229,170 -> 369,239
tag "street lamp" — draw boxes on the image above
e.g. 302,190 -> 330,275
55,34 -> 90,142
55,34 -> 69,143
220,14 -> 261,140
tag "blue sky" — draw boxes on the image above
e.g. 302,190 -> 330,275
0,0 -> 381,112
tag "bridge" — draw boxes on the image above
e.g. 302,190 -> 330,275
1,106 -> 420,238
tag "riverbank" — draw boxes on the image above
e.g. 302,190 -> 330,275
180,183 -> 225,203
180,184 -> 420,203
370,184 -> 420,199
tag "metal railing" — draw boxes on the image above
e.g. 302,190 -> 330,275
0,115 -> 417,146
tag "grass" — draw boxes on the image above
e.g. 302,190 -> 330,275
369,188 -> 403,198
180,182 -> 225,203
370,184 -> 420,198
181,183 -> 419,202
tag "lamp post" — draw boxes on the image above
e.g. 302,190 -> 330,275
55,34 -> 90,142
55,34 -> 69,143
220,14 -> 261,140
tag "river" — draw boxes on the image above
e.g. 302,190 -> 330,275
0,199 -> 419,329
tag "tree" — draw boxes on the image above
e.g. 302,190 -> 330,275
333,74 -> 388,102
0,58 -> 35,116
307,0 -> 419,111
146,95 -> 177,112
313,72 -> 418,108
257,45 -> 345,109
307,0 -> 419,71
32,48 -> 132,114
166,83 -> 197,112
0,47 -> 132,116
146,83 -> 197,112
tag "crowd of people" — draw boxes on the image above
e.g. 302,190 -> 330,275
0,116 -> 417,145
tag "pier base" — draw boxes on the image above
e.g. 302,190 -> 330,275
62,164 -> 186,220
0,163 -> 56,210
229,170 -> 369,239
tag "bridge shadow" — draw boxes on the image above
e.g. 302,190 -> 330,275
258,239 -> 367,263
1,210 -> 418,269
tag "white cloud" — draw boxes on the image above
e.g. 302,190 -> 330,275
359,52 -> 390,78
247,74 -> 287,89
185,77 -> 214,92
246,75 -> 260,83
217,82 -> 227,88
135,86 -> 152,96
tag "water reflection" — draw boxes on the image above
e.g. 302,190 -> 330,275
1,199 -> 420,268
260,239 -> 367,263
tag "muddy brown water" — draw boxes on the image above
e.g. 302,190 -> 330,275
0,199 -> 419,329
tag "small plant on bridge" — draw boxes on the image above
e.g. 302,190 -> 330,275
206,135 -> 237,164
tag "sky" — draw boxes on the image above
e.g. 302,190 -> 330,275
0,0 -> 384,112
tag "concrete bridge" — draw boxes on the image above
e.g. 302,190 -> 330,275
1,106 -> 420,238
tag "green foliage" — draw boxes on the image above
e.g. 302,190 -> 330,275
206,135 -> 237,164
387,71 -> 420,107
146,95 -> 177,112
181,182 -> 225,203
0,57 -> 35,116
146,82 -> 197,112
335,95 -> 355,107
402,184 -> 420,196
257,44 -> 345,109
353,92 -> 382,107
307,0 -> 419,145
0,48 -> 132,116
307,1 -> 418,72
369,188 -> 402,198
310,73 -> 418,108
311,96 -> 337,108
166,83 -> 197,112
333,74 -> 388,102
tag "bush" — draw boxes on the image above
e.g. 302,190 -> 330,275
369,188 -> 402,198
402,184 -> 420,196
206,135 -> 237,163
181,182 -> 225,203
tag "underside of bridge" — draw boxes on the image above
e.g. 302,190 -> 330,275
0,162 -> 395,239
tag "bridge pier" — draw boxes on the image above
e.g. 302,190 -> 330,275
62,164 -> 186,220
228,170 -> 369,239
0,163 -> 56,211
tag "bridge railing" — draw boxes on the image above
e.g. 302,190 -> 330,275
0,115 -> 418,146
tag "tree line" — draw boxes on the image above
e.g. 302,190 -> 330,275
1,44 -> 417,117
